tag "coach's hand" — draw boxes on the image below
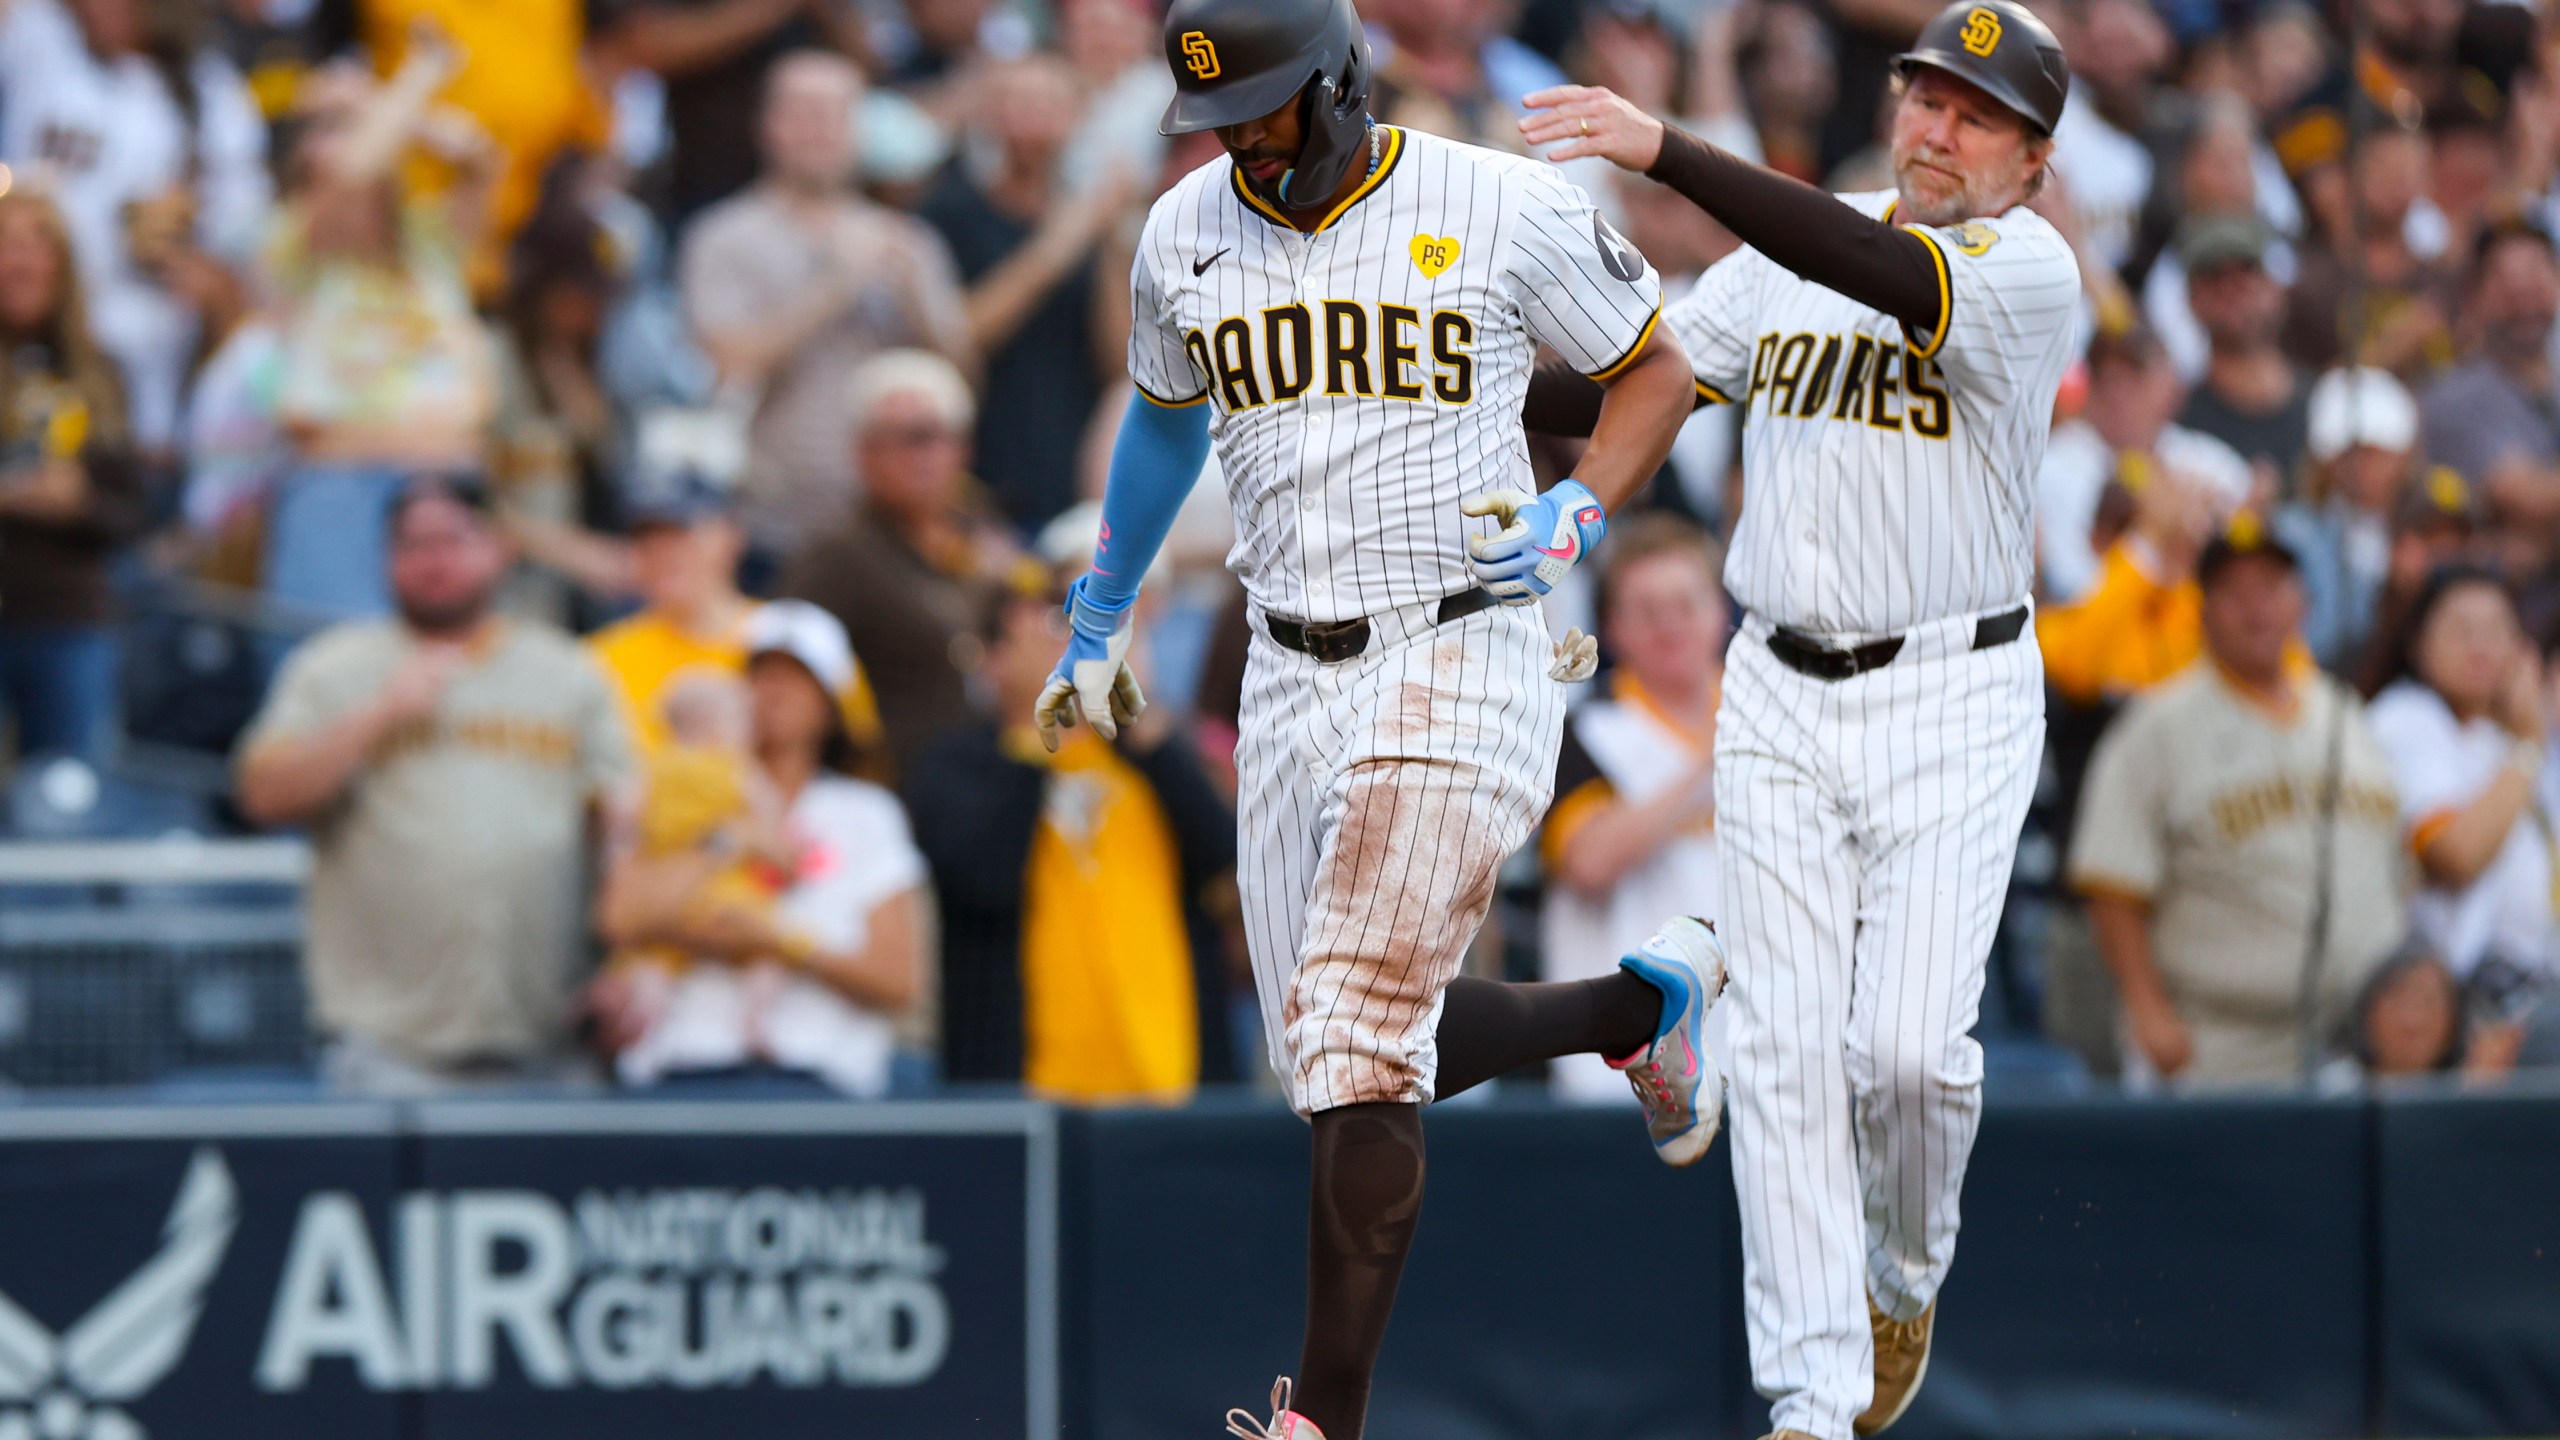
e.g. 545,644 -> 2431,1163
1033,575 -> 1147,750
1518,85 -> 1665,172
1461,479 -> 1608,607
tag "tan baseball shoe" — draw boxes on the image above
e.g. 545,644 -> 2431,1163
1853,1298 -> 1937,1435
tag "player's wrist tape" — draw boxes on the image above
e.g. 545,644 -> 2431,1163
1066,578 -> 1134,641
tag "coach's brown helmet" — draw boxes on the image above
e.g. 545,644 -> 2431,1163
1892,0 -> 2070,136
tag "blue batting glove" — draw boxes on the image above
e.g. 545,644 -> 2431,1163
1459,478 -> 1608,606
1032,575 -> 1147,750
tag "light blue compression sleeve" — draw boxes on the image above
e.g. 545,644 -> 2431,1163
1079,391 -> 1214,613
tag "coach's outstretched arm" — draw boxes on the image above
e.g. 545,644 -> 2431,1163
1523,87 -> 1946,330
1032,388 -> 1212,750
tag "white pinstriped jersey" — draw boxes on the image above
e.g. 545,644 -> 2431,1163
1128,125 -> 1665,625
1668,191 -> 2081,637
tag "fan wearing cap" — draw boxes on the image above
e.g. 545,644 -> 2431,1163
594,600 -> 927,1097
2069,512 -> 2407,1088
2417,222 -> 2560,533
2272,367 -> 2423,669
587,469 -> 884,762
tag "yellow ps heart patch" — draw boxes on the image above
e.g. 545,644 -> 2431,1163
1409,235 -> 1461,277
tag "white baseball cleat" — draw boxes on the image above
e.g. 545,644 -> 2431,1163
1608,916 -> 1728,1167
1226,1376 -> 1326,1440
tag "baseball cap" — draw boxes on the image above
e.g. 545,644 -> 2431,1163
2197,509 -> 2302,587
2394,466 -> 2480,535
743,600 -> 858,696
623,470 -> 736,531
2176,214 -> 2272,275
2306,367 -> 2419,461
387,470 -> 494,531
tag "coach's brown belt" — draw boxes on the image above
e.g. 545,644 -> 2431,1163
1265,587 -> 1501,664
1766,605 -> 2029,682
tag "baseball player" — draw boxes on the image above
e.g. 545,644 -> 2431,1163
1031,0 -> 1705,1433
1516,4 -> 2080,1436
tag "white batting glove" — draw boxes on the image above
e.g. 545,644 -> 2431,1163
1460,479 -> 1608,606
1032,576 -> 1147,751
1550,627 -> 1599,683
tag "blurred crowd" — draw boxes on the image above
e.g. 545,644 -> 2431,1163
4,0 -> 2560,1101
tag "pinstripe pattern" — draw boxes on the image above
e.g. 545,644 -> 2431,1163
1664,192 -> 2080,637
1235,601 -> 1565,1112
1714,616 -> 2043,1437
1127,127 -> 1661,626
1127,125 -> 1653,1112
1665,186 -> 2074,1440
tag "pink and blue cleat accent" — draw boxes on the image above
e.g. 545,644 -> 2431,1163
1608,917 -> 1728,1167
1227,1377 -> 1325,1440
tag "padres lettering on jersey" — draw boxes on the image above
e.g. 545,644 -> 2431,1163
1668,192 -> 2080,637
1129,126 -> 1664,624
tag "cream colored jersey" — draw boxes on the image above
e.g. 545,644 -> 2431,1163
1127,125 -> 1665,625
1667,191 -> 2081,636
2069,662 -> 2405,1086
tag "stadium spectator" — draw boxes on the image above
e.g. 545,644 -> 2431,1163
2283,119 -> 2458,378
0,191 -> 147,763
2046,0 -> 2174,274
1735,2 -> 1834,185
234,476 -> 630,1096
260,46 -> 503,621
905,569 -> 1236,1104
2038,353 -> 2259,708
2038,325 -> 2253,607
917,54 -> 1130,532
0,0 -> 270,456
2071,520 -> 2405,1089
589,0 -> 868,224
343,6 -> 604,276
593,600 -> 926,1096
1367,0 -> 1571,158
2275,367 -> 2422,670
588,469 -> 882,757
2366,568 -> 2560,1015
678,49 -> 969,557
1538,515 -> 1725,1102
781,349 -> 1016,773
2419,223 -> 2560,533
2173,216 -> 2312,499
877,0 -> 1000,100
2343,941 -> 2523,1082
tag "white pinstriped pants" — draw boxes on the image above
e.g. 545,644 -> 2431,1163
1234,598 -> 1564,1116
1714,605 -> 2044,1440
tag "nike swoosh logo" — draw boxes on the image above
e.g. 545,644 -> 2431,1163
1531,540 -> 1578,559
1192,249 -> 1230,276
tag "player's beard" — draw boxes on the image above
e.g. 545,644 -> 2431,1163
1891,145 -> 2008,228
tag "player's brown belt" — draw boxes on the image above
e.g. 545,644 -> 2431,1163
1264,587 -> 1501,664
1765,604 -> 2029,682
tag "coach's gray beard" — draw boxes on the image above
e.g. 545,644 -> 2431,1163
1890,154 -> 1998,229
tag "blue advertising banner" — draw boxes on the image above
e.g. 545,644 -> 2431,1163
0,1104 -> 404,1440
0,1101 -> 1054,1440
404,1103 -> 1056,1440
